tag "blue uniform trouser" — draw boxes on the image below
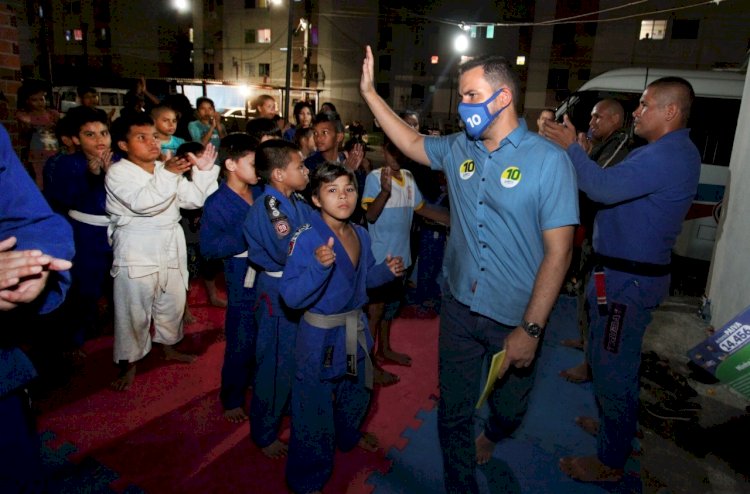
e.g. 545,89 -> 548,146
586,269 -> 668,469
0,388 -> 43,494
438,289 -> 538,494
286,355 -> 370,494
220,258 -> 258,411
69,224 -> 112,347
250,274 -> 296,448
415,226 -> 446,304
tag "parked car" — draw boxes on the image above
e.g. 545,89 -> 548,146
53,86 -> 128,119
220,107 -> 254,132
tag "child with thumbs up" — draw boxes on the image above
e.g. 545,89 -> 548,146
280,162 -> 404,494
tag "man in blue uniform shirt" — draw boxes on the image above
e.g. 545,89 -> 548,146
361,47 -> 579,493
541,77 -> 701,482
0,123 -> 74,493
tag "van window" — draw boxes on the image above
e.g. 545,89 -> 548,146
100,91 -> 122,106
688,97 -> 739,167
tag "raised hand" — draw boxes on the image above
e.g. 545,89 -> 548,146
380,166 -> 392,195
360,45 -> 376,96
344,142 -> 364,171
88,148 -> 114,175
314,237 -> 336,267
385,254 -> 405,277
187,142 -> 218,171
163,154 -> 192,175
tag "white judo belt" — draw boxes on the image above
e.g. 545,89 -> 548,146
68,209 -> 110,227
303,309 -> 372,389
233,250 -> 257,288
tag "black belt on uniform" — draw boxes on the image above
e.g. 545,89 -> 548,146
594,254 -> 671,277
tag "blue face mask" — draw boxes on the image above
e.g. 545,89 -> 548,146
457,88 -> 509,140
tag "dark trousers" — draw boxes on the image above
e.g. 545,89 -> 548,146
220,257 -> 258,410
286,357 -> 370,493
437,289 -> 538,494
0,388 -> 43,494
587,270 -> 668,468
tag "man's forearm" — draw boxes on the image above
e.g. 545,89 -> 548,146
522,229 -> 573,327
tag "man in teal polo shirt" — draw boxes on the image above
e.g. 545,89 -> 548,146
360,46 -> 579,493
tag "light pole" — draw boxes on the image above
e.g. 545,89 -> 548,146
283,0 -> 294,121
447,33 -> 469,129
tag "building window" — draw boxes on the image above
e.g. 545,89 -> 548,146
245,29 -> 256,43
245,0 -> 269,8
672,19 -> 699,40
639,20 -> 666,40
547,68 -> 569,90
257,28 -> 271,43
245,63 -> 254,76
95,27 -> 110,48
64,1 -> 81,15
379,55 -> 391,71
73,28 -> 83,41
486,25 -> 494,39
259,63 -> 270,77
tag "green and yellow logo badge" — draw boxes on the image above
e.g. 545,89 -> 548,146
501,166 -> 521,188
459,159 -> 476,180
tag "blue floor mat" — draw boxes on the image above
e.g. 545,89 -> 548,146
369,296 -> 643,494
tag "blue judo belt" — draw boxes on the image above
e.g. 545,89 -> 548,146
303,309 -> 372,389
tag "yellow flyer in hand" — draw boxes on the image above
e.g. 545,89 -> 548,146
475,350 -> 507,409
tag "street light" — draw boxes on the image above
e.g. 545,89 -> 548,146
448,33 -> 469,128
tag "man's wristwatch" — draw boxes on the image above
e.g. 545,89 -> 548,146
521,320 -> 544,338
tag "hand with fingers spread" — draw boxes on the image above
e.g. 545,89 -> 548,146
540,114 -> 578,150
187,142 -> 218,171
344,142 -> 365,171
315,237 -> 336,267
0,236 -> 73,311
385,254 -> 405,277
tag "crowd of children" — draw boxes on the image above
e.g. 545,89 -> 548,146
10,81 -> 449,493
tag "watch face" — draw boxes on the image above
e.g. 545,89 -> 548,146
523,321 -> 542,338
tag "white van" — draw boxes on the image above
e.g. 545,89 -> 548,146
53,86 -> 128,119
555,67 -> 744,273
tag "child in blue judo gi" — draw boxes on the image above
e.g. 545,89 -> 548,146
201,133 -> 262,423
43,106 -> 117,349
242,139 -> 312,458
281,162 -> 405,494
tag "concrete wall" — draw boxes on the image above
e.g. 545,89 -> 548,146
707,70 -> 750,328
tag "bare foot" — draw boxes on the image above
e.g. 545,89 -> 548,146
358,432 -> 379,452
575,416 -> 600,436
209,295 -> 227,308
223,407 -> 249,423
475,431 -> 496,465
560,362 -> 592,384
110,363 -> 136,391
163,345 -> 197,363
261,439 -> 288,459
559,455 -> 623,482
183,307 -> 197,324
379,348 -> 412,366
560,338 -> 584,350
373,366 -> 399,387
